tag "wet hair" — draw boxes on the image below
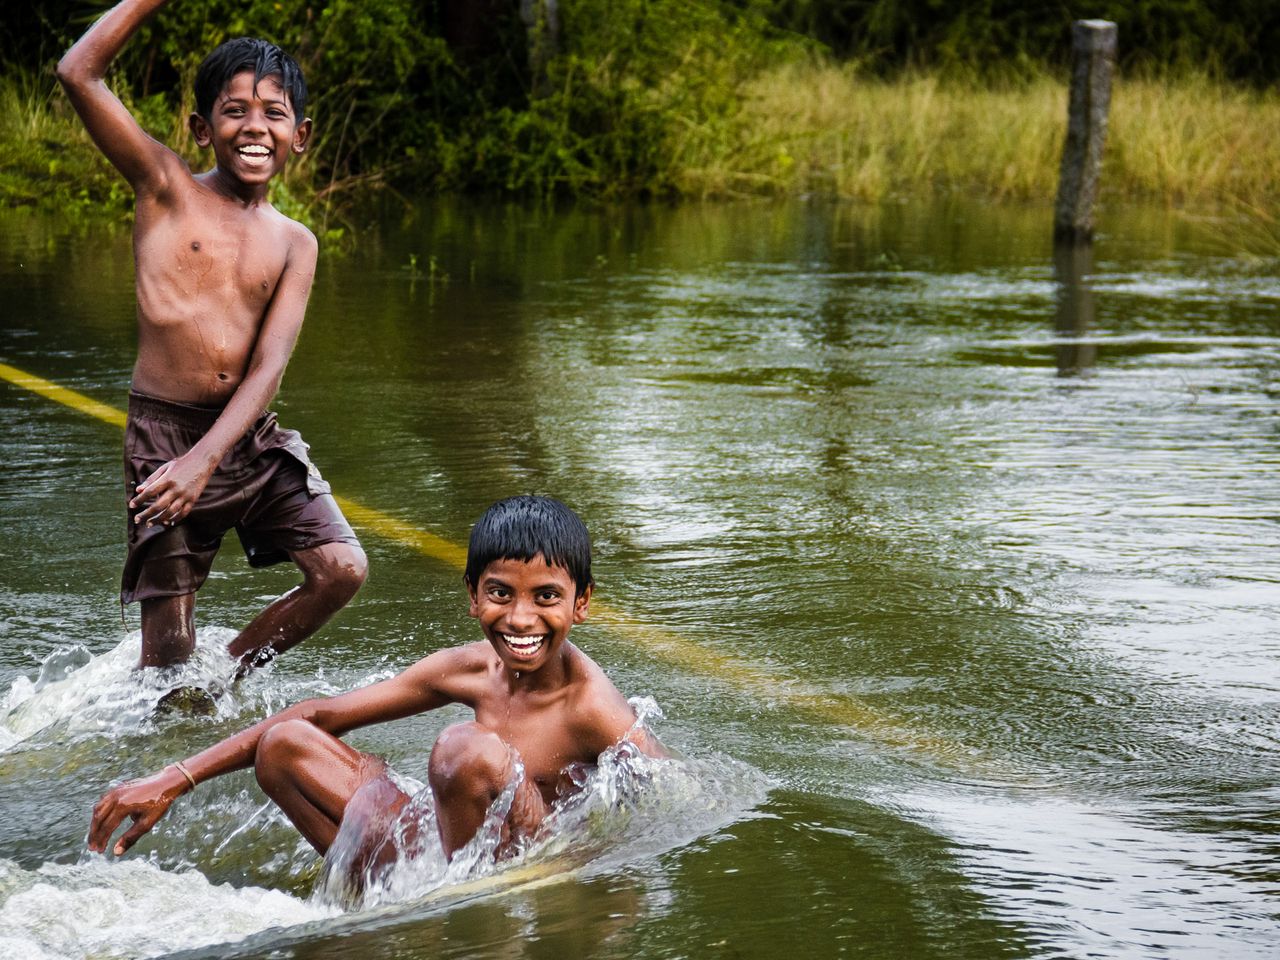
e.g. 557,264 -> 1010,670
465,496 -> 594,596
193,37 -> 307,122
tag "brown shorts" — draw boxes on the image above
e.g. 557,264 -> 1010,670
122,391 -> 361,604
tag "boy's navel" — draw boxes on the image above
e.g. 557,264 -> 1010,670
190,241 -> 201,251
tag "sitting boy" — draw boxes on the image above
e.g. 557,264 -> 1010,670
88,496 -> 666,869
57,0 -> 366,670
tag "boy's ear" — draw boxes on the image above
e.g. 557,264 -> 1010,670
466,581 -> 480,619
291,118 -> 312,156
188,113 -> 212,148
572,585 -> 592,624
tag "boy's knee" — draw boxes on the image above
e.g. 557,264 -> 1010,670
428,723 -> 511,801
305,544 -> 368,601
255,718 -> 317,789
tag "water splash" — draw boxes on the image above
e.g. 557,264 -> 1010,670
316,697 -> 770,911
0,630 -> 249,752
0,857 -> 334,960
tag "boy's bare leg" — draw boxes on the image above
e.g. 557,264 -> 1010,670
228,542 -> 368,670
254,717 -> 402,854
139,593 -> 196,668
428,721 -> 549,859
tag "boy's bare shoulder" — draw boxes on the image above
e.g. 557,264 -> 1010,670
563,645 -> 637,743
401,641 -> 498,700
260,204 -> 318,261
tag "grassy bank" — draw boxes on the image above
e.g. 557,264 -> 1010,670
3,64 -> 1278,227
0,70 -> 324,232
676,64 -> 1280,207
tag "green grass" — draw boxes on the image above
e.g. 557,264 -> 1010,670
674,63 -> 1280,209
4,62 -> 1279,256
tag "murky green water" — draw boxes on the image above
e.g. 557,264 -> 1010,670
1,198 -> 1277,959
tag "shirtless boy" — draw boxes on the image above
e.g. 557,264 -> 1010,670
89,496 -> 665,870
57,0 -> 366,670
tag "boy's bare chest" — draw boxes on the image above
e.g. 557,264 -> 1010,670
473,699 -> 590,792
135,204 -> 288,312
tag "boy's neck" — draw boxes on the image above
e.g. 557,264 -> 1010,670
197,167 -> 272,206
506,643 -> 573,691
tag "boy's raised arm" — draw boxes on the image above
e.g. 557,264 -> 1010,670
56,0 -> 185,193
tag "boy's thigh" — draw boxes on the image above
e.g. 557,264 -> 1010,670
259,719 -> 385,810
507,771 -> 552,846
234,455 -> 360,568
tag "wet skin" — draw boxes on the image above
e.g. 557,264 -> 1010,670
57,0 -> 364,669
89,558 -> 665,863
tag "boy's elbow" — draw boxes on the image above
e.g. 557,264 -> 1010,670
54,56 -> 76,88
55,53 -> 92,91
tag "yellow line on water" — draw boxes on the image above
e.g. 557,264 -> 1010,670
1,361 -> 962,760
0,363 -> 127,428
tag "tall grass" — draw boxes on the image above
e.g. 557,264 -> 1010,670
0,70 -> 339,237
4,61 -> 1279,250
674,62 -> 1280,209
0,71 -> 129,215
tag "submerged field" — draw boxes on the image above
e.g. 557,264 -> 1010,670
1,196 -> 1278,958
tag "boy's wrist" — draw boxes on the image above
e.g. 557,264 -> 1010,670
168,761 -> 197,794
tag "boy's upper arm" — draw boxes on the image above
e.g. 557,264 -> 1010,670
56,0 -> 186,196
247,224 -> 318,374
577,678 -> 669,760
309,648 -> 472,735
57,67 -> 184,196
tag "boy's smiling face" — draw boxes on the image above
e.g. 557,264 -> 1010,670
189,69 -> 310,190
468,556 -> 591,676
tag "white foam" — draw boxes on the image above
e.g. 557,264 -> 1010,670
0,630 -> 245,752
0,857 -> 333,960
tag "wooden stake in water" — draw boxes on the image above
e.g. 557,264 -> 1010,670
1054,20 -> 1117,244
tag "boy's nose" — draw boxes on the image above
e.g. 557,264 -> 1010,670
506,598 -> 539,631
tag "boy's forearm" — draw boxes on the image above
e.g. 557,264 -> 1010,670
175,698 -> 319,788
57,0 -> 171,83
184,364 -> 287,477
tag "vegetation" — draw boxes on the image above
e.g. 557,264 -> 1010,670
1,0 -> 1278,228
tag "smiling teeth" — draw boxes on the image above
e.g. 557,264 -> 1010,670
239,146 -> 270,156
503,634 -> 544,653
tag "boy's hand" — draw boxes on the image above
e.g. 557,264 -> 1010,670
131,454 -> 212,526
88,767 -> 187,855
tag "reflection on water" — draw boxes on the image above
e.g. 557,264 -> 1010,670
1053,242 -> 1097,375
0,198 -> 1277,959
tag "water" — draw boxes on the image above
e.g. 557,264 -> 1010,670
0,197 -> 1277,959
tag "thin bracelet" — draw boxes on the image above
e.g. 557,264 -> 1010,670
172,760 -> 197,791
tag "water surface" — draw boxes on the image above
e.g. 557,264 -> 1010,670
0,198 -> 1277,959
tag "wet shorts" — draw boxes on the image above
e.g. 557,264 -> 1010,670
121,391 -> 361,604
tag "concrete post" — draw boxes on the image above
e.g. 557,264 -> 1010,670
1053,20 -> 1117,244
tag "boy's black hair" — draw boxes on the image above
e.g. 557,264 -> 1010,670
465,496 -> 593,596
193,37 -> 307,121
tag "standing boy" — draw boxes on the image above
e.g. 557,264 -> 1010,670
57,0 -> 366,670
88,496 -> 666,872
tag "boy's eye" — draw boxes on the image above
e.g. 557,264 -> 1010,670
537,590 -> 560,603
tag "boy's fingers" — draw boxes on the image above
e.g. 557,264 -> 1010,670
115,813 -> 155,854
88,802 -> 120,852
